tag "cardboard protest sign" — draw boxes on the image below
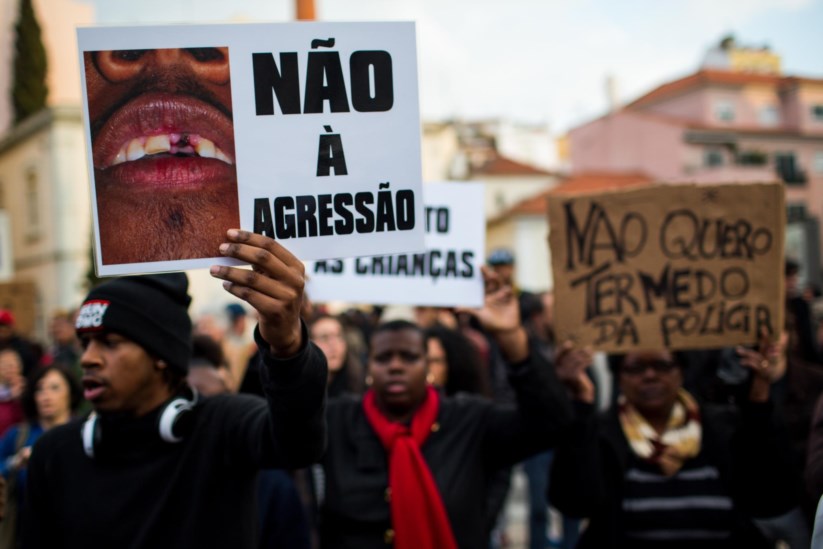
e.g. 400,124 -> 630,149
78,22 -> 425,276
548,183 -> 785,351
306,182 -> 484,307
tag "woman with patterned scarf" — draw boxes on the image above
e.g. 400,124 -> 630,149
548,344 -> 801,549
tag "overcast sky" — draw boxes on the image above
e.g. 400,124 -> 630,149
87,0 -> 823,133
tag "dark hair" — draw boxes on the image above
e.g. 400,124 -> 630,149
372,319 -> 424,342
21,365 -> 83,421
425,325 -> 490,397
608,351 -> 686,375
370,320 -> 426,359
309,313 -> 341,331
785,258 -> 800,277
310,314 -> 366,396
191,334 -> 226,369
225,303 -> 246,322
487,248 -> 515,266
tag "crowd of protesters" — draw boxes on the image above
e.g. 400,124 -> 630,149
0,232 -> 821,548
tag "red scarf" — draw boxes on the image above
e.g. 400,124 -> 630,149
362,386 -> 458,549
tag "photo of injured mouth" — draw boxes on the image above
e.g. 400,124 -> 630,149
84,47 -> 239,266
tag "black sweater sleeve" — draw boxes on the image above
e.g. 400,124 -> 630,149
223,323 -> 327,469
729,399 -> 800,518
482,338 -> 573,468
548,400 -> 610,518
806,395 -> 823,502
23,433 -> 56,549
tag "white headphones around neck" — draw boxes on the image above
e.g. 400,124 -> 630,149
81,387 -> 199,459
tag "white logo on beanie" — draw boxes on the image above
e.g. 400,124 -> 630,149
76,300 -> 110,331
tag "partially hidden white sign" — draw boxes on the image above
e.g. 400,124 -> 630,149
306,182 -> 484,307
77,22 -> 425,276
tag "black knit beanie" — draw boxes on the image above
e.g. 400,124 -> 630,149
75,273 -> 193,374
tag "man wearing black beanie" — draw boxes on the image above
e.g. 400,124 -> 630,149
23,230 -> 327,549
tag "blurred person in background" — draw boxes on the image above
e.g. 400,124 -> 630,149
484,249 -> 541,548
416,306 -> 491,380
0,351 -> 25,438
424,324 -> 490,398
187,335 -> 231,397
785,259 -> 821,365
519,291 -> 585,549
45,310 -> 81,373
310,315 -> 365,399
0,365 -> 82,547
0,312 -> 36,379
414,306 -> 458,330
223,303 -> 256,391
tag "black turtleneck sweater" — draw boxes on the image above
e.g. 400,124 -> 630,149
23,330 -> 327,549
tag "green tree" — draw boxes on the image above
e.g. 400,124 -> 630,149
12,0 -> 48,124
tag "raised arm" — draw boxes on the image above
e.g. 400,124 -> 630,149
548,347 -> 613,519
212,229 -> 306,356
467,268 -> 572,466
210,229 -> 327,467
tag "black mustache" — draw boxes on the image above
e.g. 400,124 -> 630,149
89,67 -> 233,140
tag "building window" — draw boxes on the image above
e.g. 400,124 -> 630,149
775,153 -> 806,185
25,170 -> 41,241
737,150 -> 768,166
714,100 -> 735,122
759,105 -> 779,126
812,105 -> 823,122
814,151 -> 823,173
704,149 -> 724,167
787,204 -> 807,223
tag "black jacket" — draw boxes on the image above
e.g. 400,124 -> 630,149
549,399 -> 800,549
23,329 -> 327,549
320,339 -> 571,549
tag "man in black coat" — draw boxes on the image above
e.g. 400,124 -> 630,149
24,230 -> 327,549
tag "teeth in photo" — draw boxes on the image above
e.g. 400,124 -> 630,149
145,135 -> 171,155
126,139 -> 146,161
195,137 -> 216,159
113,146 -> 127,166
215,149 -> 232,165
109,134 -> 233,166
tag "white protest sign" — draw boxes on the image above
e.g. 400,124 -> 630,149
78,22 -> 425,276
306,182 -> 484,307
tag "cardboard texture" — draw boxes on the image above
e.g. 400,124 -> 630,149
548,182 -> 785,351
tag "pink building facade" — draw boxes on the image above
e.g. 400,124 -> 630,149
570,69 -> 823,284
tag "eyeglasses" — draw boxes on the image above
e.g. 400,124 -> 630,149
620,360 -> 677,376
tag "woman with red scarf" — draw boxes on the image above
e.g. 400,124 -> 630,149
318,269 -> 572,548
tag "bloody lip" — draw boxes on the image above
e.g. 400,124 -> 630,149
92,92 -> 235,190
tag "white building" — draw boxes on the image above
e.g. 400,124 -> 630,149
0,0 -> 94,339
